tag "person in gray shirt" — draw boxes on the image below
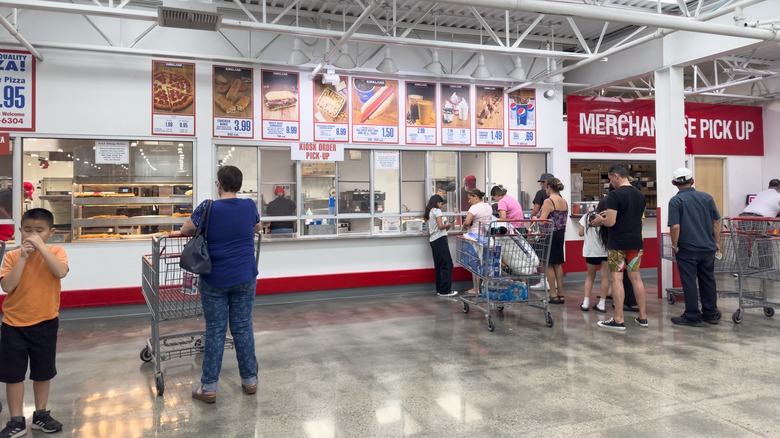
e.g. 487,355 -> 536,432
741,179 -> 780,218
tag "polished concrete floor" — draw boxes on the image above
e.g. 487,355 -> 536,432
3,271 -> 780,437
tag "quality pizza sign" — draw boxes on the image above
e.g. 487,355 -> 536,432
152,60 -> 195,136
0,50 -> 35,132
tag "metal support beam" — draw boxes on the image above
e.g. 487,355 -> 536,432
470,7 -> 504,47
271,0 -> 298,25
511,14 -> 543,49
311,0 -> 383,77
232,0 -> 259,23
566,17 -> 591,54
355,0 -> 387,35
0,13 -> 43,61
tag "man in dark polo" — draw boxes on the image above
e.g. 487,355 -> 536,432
667,167 -> 722,327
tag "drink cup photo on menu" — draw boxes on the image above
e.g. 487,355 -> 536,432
441,84 -> 470,128
405,82 -> 436,127
508,89 -> 536,130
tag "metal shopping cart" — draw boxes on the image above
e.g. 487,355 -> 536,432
728,217 -> 780,324
661,227 -> 737,319
456,219 -> 554,332
140,233 -> 261,395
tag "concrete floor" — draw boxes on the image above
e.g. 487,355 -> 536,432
3,272 -> 780,437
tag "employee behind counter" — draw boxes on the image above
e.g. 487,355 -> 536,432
265,187 -> 296,234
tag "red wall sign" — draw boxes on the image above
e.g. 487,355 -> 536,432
567,95 -> 764,155
0,133 -> 9,155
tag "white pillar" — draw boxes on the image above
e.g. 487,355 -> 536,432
654,66 -> 686,297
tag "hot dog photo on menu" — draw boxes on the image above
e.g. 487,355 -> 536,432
352,77 -> 398,126
261,70 -> 299,121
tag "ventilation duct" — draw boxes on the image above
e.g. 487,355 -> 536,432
158,0 -> 222,32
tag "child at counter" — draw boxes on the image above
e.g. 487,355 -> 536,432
579,199 -> 610,313
424,194 -> 457,298
0,208 -> 69,436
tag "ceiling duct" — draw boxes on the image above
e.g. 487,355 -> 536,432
158,0 -> 222,32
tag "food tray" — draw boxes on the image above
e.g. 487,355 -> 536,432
317,88 -> 346,118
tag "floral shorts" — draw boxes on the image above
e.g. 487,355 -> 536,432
607,249 -> 643,273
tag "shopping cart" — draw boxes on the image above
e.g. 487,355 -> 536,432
140,233 -> 261,395
456,219 -> 554,332
661,227 -> 736,318
728,217 -> 780,324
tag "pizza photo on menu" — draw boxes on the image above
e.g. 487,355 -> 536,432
152,62 -> 195,115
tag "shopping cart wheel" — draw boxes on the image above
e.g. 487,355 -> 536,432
496,305 -> 504,312
194,337 -> 204,352
732,309 -> 743,324
140,346 -> 153,363
667,294 -> 676,305
763,307 -> 775,318
155,372 -> 164,396
486,316 -> 495,332
462,302 -> 470,314
546,312 -> 554,328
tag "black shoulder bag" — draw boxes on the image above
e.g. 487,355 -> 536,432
180,200 -> 213,275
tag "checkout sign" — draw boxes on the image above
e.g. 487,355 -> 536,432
290,142 -> 344,162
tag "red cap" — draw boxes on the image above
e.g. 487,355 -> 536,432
464,174 -> 476,188
274,187 -> 285,196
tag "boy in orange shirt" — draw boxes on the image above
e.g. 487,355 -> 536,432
0,208 -> 69,437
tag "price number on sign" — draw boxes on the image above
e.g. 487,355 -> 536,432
234,120 -> 252,132
165,120 -> 174,128
381,127 -> 395,138
490,131 -> 503,141
285,126 -> 298,134
335,127 -> 347,136
2,86 -> 24,109
179,120 -> 189,129
525,132 -> 534,141
417,128 -> 425,134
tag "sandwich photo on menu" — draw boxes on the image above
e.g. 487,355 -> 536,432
264,90 -> 297,110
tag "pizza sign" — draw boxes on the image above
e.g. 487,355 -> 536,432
0,50 -> 35,132
152,60 -> 195,136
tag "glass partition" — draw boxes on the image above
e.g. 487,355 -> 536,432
259,149 -> 296,235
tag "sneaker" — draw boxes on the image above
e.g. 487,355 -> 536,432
529,280 -> 548,290
597,318 -> 626,331
671,315 -> 703,327
591,304 -> 606,314
634,317 -> 649,327
437,291 -> 458,297
31,410 -> 62,434
0,419 -> 27,438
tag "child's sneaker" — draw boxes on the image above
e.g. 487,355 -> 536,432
0,418 -> 27,438
31,410 -> 62,434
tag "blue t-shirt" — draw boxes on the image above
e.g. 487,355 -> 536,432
191,198 -> 259,288
668,187 -> 721,252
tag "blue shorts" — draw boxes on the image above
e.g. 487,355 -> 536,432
0,318 -> 59,383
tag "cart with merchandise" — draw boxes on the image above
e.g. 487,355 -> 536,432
661,225 -> 735,318
727,217 -> 780,324
456,218 -> 554,332
139,233 -> 261,395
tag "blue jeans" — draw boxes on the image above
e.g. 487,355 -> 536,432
199,278 -> 258,391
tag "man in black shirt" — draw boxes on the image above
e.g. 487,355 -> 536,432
667,167 -> 721,326
266,187 -> 296,234
590,165 -> 648,330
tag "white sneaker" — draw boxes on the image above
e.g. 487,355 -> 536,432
437,291 -> 458,297
529,280 -> 548,290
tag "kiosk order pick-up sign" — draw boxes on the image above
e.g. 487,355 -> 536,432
291,142 -> 344,162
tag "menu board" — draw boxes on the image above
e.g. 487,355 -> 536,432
0,50 -> 35,132
312,76 -> 349,142
508,89 -> 537,146
351,77 -> 399,144
261,70 -> 300,140
213,66 -> 254,138
404,82 -> 437,145
440,83 -> 471,145
152,60 -> 195,136
475,86 -> 504,146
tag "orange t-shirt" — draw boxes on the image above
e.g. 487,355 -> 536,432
1,245 -> 68,327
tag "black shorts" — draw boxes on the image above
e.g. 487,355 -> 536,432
586,256 -> 608,265
0,318 -> 59,383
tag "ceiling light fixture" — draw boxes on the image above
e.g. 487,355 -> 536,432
425,12 -> 445,76
508,56 -> 526,80
288,38 -> 311,65
471,54 -> 492,79
376,47 -> 398,73
334,43 -> 356,69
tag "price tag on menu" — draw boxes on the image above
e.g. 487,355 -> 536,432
315,123 -> 349,142
0,50 -> 35,131
215,117 -> 253,138
353,125 -> 397,143
442,127 -> 470,145
263,120 -> 299,139
153,114 -> 195,135
510,130 -> 536,146
406,127 -> 436,145
477,128 -> 504,146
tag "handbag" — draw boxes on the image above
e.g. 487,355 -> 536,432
180,200 -> 213,275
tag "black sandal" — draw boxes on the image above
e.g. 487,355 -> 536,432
549,296 -> 563,304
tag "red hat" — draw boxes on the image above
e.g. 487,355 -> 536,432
274,187 -> 285,196
464,174 -> 476,188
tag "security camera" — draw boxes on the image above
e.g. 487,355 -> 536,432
322,69 -> 340,86
543,89 -> 556,99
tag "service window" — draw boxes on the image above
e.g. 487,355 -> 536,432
337,149 -> 371,235
489,152 -> 520,207
373,150 -> 400,234
430,151 -> 457,215
300,161 -> 336,236
401,150 -> 425,233
259,149 -> 296,236
0,138 -> 15,243
520,152 -> 547,214
460,151 -> 487,208
218,146 -> 258,203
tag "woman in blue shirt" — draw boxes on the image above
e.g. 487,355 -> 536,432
181,165 -> 262,403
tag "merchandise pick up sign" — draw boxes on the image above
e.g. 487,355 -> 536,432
567,95 -> 764,155
290,142 -> 344,161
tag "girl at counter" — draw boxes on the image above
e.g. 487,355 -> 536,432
424,194 -> 457,298
462,188 -> 493,295
579,198 -> 610,313
538,177 -> 568,304
490,185 -> 524,227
